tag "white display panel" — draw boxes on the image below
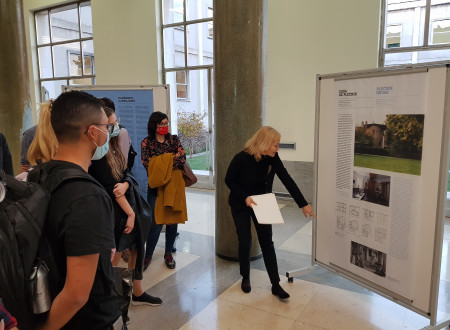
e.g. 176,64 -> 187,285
314,65 -> 450,318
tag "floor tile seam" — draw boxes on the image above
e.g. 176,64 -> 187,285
143,256 -> 239,299
140,255 -> 204,291
216,295 -> 300,322
287,319 -> 329,330
177,230 -> 215,238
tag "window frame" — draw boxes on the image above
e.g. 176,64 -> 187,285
161,0 -> 214,100
34,0 -> 95,101
160,0 -> 213,71
160,0 -> 215,188
379,0 -> 450,67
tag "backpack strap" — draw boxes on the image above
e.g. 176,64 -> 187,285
34,166 -> 103,194
48,168 -> 103,193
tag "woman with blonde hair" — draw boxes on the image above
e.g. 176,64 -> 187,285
14,101 -> 58,182
225,126 -> 315,299
27,101 -> 58,166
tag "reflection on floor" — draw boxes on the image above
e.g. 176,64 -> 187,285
127,189 -> 450,330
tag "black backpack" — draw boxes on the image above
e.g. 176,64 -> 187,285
127,144 -> 137,170
118,125 -> 137,170
0,167 -> 101,329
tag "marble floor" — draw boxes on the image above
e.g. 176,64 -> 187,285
124,189 -> 450,330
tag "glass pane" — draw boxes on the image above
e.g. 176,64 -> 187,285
175,71 -> 188,98
386,25 -> 402,48
430,1 -> 450,44
163,0 -> 184,25
80,2 -> 93,38
208,13 -> 213,38
178,77 -> 209,168
164,27 -> 185,68
50,4 -> 79,42
186,0 -> 213,21
385,0 -> 425,48
177,84 -> 188,99
187,22 -> 214,66
82,40 -> 95,74
53,42 -> 81,77
35,11 -> 50,45
166,69 -> 213,172
69,53 -> 83,76
176,71 -> 186,83
38,46 -> 53,79
41,80 -> 67,100
384,48 -> 450,66
69,77 -> 95,86
431,19 -> 450,44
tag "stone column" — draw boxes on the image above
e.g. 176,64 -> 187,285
214,0 -> 267,260
0,0 -> 32,174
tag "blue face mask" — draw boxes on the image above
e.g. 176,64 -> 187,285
91,126 -> 110,160
110,124 -> 120,138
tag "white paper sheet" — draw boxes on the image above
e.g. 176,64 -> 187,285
250,193 -> 284,224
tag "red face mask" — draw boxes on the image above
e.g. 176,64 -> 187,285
157,126 -> 169,135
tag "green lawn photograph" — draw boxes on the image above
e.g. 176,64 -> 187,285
354,154 -> 421,176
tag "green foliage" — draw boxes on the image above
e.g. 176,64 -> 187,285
354,125 -> 374,147
177,111 -> 205,139
177,111 -> 208,157
385,114 -> 424,159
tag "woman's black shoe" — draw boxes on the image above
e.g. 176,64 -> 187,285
241,277 -> 251,293
272,284 -> 290,299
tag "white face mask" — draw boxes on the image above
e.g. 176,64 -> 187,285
110,124 -> 120,137
91,126 -> 110,160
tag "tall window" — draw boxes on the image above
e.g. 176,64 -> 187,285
380,0 -> 450,67
35,1 -> 94,101
161,0 -> 214,181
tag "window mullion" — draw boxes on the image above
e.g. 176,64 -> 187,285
423,0 -> 432,46
183,0 -> 188,67
77,3 -> 84,76
48,9 -> 55,79
379,0 -> 388,67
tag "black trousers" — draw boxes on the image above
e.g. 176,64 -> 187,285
231,207 -> 280,285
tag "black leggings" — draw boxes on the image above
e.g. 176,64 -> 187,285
231,207 -> 280,285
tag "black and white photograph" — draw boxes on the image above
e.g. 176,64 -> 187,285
350,241 -> 386,278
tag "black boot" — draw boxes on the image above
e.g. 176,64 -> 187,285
241,277 -> 251,293
272,283 -> 290,299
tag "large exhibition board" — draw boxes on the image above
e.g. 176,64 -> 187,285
63,85 -> 170,196
314,65 -> 450,321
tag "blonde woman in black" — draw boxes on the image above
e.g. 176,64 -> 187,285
225,126 -> 315,299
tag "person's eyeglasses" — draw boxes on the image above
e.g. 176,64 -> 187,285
86,123 -> 115,134
157,122 -> 169,127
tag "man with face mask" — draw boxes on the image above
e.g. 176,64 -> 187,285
28,91 -> 121,329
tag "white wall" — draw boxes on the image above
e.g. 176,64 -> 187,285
266,0 -> 381,162
91,0 -> 161,85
